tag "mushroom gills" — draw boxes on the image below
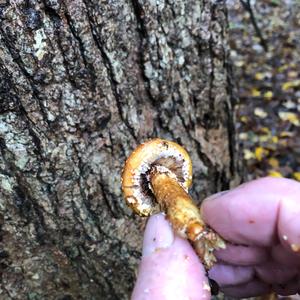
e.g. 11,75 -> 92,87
130,156 -> 186,215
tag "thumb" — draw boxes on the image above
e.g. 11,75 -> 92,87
132,213 -> 211,300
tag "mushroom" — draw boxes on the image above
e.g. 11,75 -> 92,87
121,138 -> 225,269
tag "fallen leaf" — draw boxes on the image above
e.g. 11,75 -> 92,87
264,91 -> 273,100
282,80 -> 300,91
235,61 -> 244,67
278,112 -> 300,126
260,127 -> 270,134
268,170 -> 283,178
255,147 -> 269,161
288,71 -> 298,78
279,131 -> 295,138
239,132 -> 248,140
278,139 -> 288,146
283,100 -> 297,109
244,149 -> 255,160
278,64 -> 289,72
251,88 -> 261,97
240,116 -> 248,123
254,108 -> 268,118
255,73 -> 264,80
268,158 -> 279,168
293,172 -> 300,181
259,135 -> 270,142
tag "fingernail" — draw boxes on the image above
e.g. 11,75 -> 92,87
142,213 -> 174,257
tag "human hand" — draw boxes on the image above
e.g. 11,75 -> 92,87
132,177 -> 300,299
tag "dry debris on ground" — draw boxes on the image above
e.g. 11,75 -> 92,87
229,0 -> 300,181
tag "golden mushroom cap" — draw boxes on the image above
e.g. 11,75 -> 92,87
121,138 -> 192,216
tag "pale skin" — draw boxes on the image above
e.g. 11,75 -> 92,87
132,177 -> 300,299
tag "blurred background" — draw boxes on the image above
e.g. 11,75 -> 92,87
228,0 -> 300,181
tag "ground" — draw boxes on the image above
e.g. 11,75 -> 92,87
228,0 -> 300,181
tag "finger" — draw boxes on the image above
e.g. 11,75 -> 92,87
271,244 -> 300,267
255,261 -> 299,285
221,280 -> 271,298
208,263 -> 254,287
215,243 -> 268,266
272,275 -> 300,296
278,195 -> 300,255
202,177 -> 300,247
132,213 -> 210,300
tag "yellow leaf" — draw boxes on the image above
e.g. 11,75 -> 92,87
268,170 -> 283,178
240,116 -> 248,123
264,91 -> 273,100
282,80 -> 300,91
259,135 -> 270,142
251,88 -> 261,97
293,172 -> 300,181
268,158 -> 279,168
278,139 -> 288,146
279,131 -> 294,138
278,65 -> 289,72
255,147 -> 269,161
260,127 -> 270,134
288,71 -> 298,78
254,108 -> 267,118
272,136 -> 279,143
255,73 -> 264,80
282,82 -> 292,90
243,149 -> 255,160
278,112 -> 300,126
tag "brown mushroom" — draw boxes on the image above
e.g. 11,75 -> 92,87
121,138 -> 225,269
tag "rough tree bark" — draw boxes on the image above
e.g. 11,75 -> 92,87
0,1 -> 240,299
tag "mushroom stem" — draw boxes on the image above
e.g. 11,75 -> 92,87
150,171 -> 205,240
150,168 -> 225,269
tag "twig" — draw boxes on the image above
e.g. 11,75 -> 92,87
240,0 -> 268,52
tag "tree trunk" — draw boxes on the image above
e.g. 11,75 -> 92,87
0,1 -> 240,299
